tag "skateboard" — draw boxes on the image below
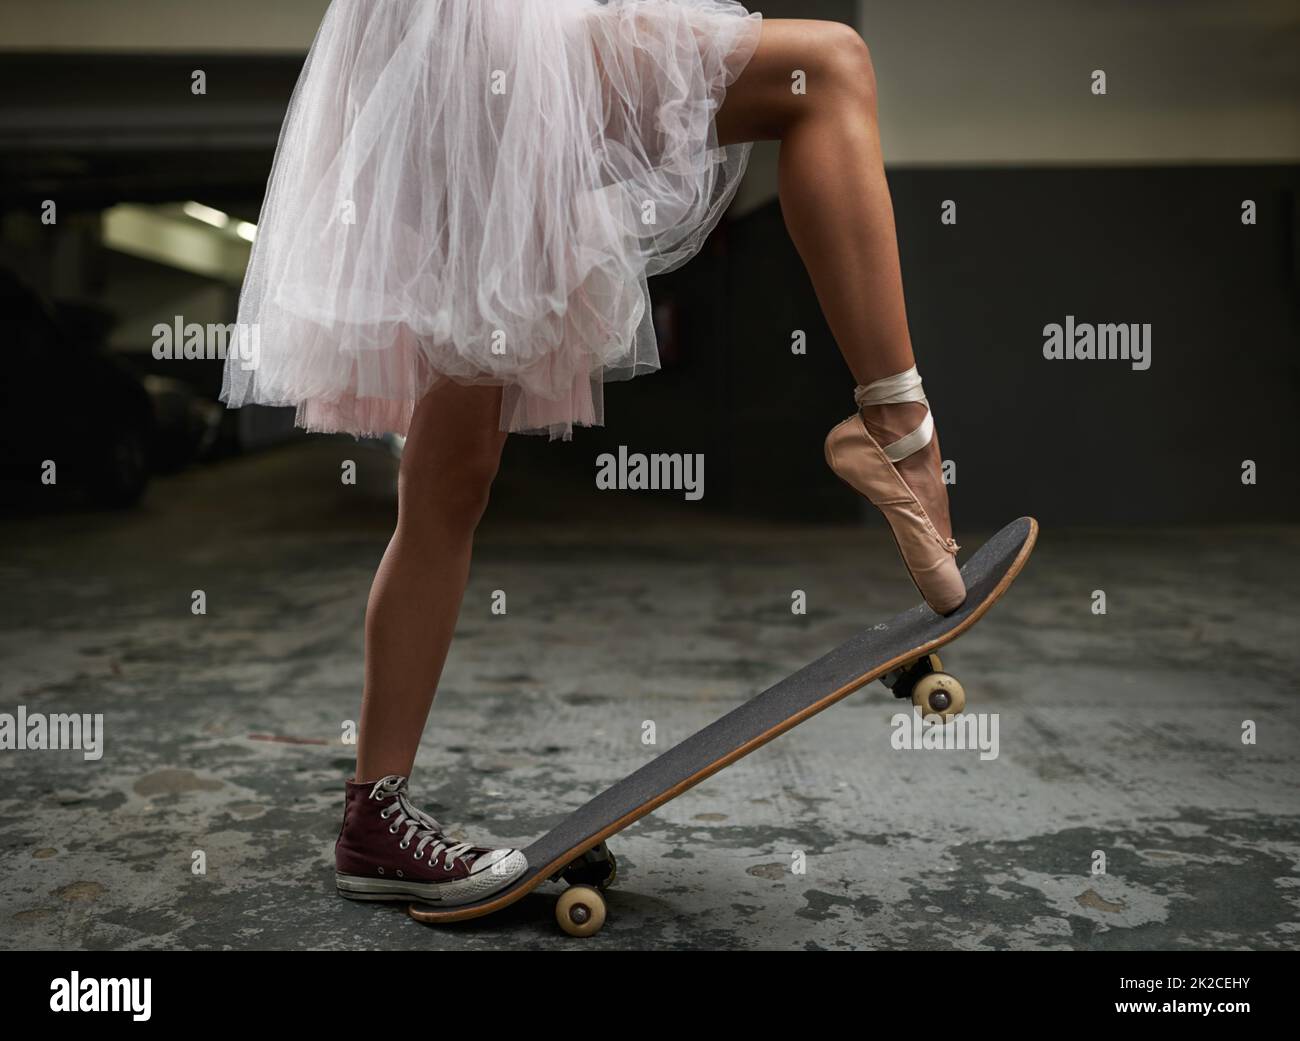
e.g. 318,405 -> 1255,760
409,516 -> 1038,936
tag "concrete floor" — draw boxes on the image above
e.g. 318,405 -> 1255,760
2,438 -> 1298,950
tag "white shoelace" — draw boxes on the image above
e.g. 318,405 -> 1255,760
370,777 -> 475,869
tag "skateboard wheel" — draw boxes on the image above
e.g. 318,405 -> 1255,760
556,885 -> 606,937
911,671 -> 966,721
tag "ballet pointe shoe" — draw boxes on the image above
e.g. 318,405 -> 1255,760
824,367 -> 966,615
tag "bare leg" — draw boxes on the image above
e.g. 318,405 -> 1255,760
354,381 -> 507,783
715,19 -> 951,540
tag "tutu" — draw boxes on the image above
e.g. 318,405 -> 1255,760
221,0 -> 762,439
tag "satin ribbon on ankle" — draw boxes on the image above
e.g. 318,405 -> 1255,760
852,366 -> 935,464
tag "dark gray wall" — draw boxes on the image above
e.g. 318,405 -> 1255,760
512,164 -> 1300,527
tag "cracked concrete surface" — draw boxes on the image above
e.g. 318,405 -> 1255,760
1,438 -> 1298,950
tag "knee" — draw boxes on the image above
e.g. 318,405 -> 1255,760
400,435 -> 505,530
815,22 -> 877,112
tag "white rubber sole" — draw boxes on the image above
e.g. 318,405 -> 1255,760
336,850 -> 528,907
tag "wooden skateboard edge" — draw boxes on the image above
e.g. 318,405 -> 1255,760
409,516 -> 1039,926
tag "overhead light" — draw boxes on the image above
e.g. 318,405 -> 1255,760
235,221 -> 258,243
183,201 -> 229,228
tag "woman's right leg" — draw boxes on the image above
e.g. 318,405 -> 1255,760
714,18 -> 964,612
354,379 -> 507,784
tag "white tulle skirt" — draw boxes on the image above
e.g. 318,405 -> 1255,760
221,0 -> 761,439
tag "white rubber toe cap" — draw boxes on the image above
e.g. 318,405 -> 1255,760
471,848 -> 527,883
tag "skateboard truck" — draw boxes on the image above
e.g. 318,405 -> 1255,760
880,653 -> 967,721
549,840 -> 618,889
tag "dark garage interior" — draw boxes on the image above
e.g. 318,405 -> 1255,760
1,0 -> 1298,961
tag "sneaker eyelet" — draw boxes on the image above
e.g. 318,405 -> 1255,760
396,870 -> 404,878
377,867 -> 385,875
399,840 -> 410,850
388,824 -> 399,833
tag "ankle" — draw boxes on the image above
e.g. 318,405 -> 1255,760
858,401 -> 929,445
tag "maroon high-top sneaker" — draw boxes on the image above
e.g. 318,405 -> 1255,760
335,775 -> 527,905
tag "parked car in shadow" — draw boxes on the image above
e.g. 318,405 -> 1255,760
0,268 -> 155,509
141,374 -> 224,472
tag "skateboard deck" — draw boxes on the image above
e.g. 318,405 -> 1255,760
410,516 -> 1038,933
